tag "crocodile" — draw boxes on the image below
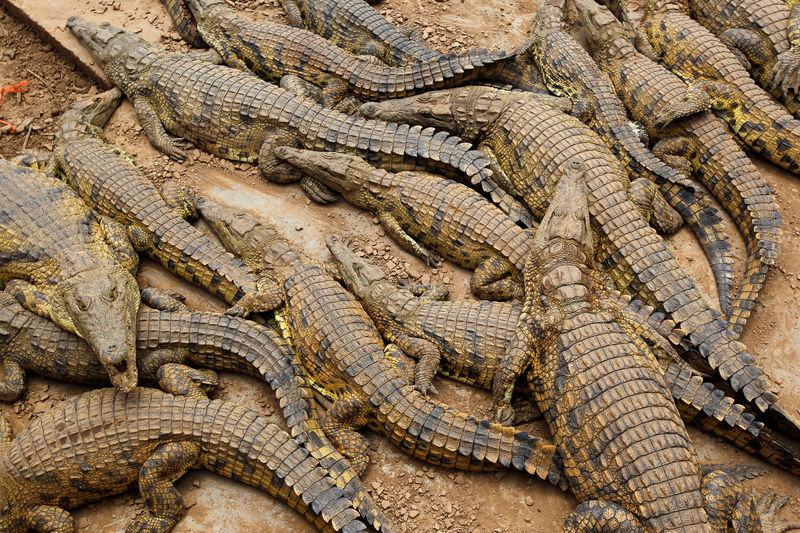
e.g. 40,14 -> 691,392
358,86 -> 739,316
600,0 -> 800,174
68,17 -> 504,209
273,146 -> 534,301
17,88 -> 283,317
327,241 -> 800,478
357,85 -> 797,436
686,0 -> 800,116
575,0 -> 783,334
159,0 -> 535,115
0,370 -> 369,533
491,161 -> 797,532
0,288 -> 396,532
0,156 -> 140,392
196,196 -> 567,488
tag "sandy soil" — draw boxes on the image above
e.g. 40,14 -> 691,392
0,0 -> 798,531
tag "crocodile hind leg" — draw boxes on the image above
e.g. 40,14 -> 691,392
747,493 -> 800,532
127,440 -> 201,533
258,132 -> 337,204
404,282 -> 449,302
280,75 -> 323,103
562,500 -> 645,532
156,363 -> 218,399
471,258 -> 522,301
321,81 -> 364,115
9,150 -> 53,172
161,0 -> 206,48
0,359 -> 26,402
137,349 -> 189,382
321,393 -> 373,476
627,177 -> 683,234
492,328 -> 536,425
279,0 -> 304,27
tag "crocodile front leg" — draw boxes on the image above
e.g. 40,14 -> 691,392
491,328 -> 535,425
140,287 -> 191,312
100,216 -> 140,275
160,182 -> 198,221
0,358 -> 25,401
5,280 -> 52,323
280,75 -> 324,103
471,257 -> 522,301
378,211 -> 438,266
258,131 -> 337,204
389,332 -> 441,396
127,441 -> 201,533
322,393 -> 372,475
132,97 -> 191,161
224,278 -> 285,317
25,505 -> 75,533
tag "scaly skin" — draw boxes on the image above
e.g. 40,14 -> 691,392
196,197 -> 567,488
520,0 -> 731,285
273,146 -> 533,301
356,87 -> 794,438
278,0 -> 441,66
492,163 -> 787,532
34,88 -> 282,317
0,289 -> 396,532
67,18 -> 493,206
163,0 -> 514,114
328,237 -> 800,478
0,157 -> 140,392
686,0 -> 800,115
359,86 -> 736,315
576,0 -> 783,334
0,381 -> 368,533
609,0 -> 800,174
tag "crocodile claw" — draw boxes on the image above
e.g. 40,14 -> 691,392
770,49 -> 800,97
752,493 -> 800,533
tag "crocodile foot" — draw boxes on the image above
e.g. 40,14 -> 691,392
770,49 -> 800,97
752,493 -> 800,533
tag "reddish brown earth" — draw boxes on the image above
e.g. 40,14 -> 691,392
0,0 -> 798,531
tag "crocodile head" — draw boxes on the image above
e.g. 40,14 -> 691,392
528,159 -> 594,309
325,235 -> 387,299
574,0 -> 629,51
57,88 -> 124,142
195,196 -> 293,272
273,146 -> 373,194
359,90 -> 458,132
52,265 -> 140,391
67,17 -> 157,82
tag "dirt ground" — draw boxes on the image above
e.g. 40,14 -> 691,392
0,0 -> 798,531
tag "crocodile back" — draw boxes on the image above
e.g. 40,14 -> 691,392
119,50 -> 491,184
0,160 -> 116,276
0,388 -> 364,532
291,0 -> 440,66
533,310 -> 709,532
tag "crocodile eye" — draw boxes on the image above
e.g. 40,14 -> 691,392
420,109 -> 433,118
77,300 -> 88,312
108,288 -> 116,302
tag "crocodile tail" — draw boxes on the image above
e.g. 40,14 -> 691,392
665,364 -> 800,476
372,385 -> 566,489
160,0 -> 207,48
352,48 -> 505,100
655,180 -> 734,314
151,213 -> 258,305
209,316 -> 397,533
171,394 -> 366,533
146,311 -> 396,533
317,108 -> 494,187
591,186 -> 781,421
687,120 -> 782,333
